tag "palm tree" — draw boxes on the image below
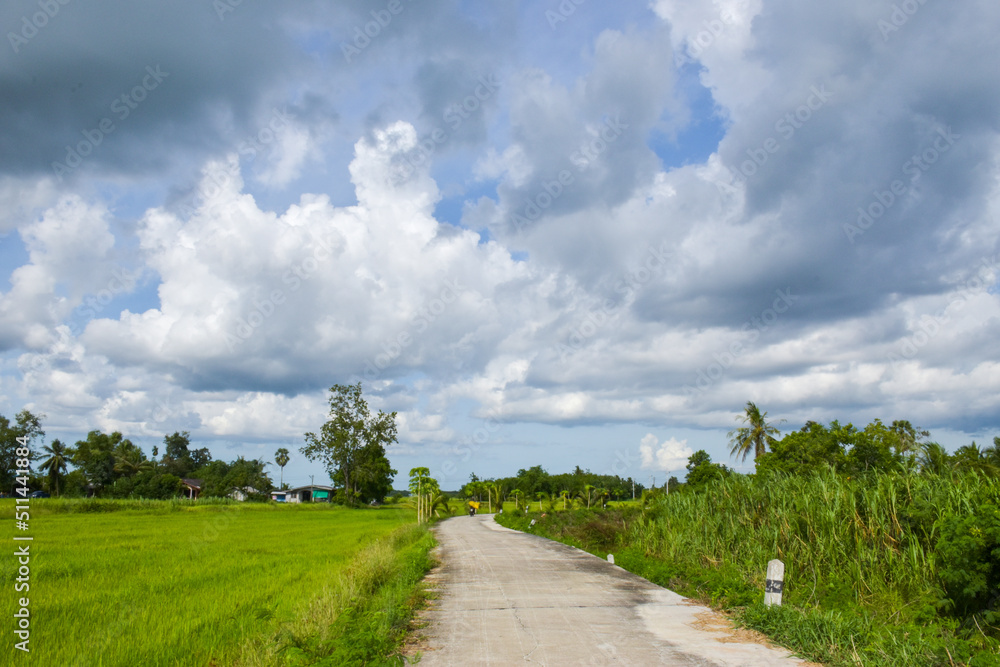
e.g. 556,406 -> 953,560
274,448 -> 290,488
39,440 -> 70,496
559,490 -> 570,510
113,449 -> 153,477
510,488 -> 525,512
728,401 -> 784,463
535,491 -> 551,513
583,484 -> 595,509
430,492 -> 454,518
918,442 -> 952,476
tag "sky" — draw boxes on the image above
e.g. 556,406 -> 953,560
1,0 -> 998,491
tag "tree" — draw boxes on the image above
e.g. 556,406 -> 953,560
302,384 -> 398,505
39,439 -> 70,496
159,431 -> 207,478
72,430 -> 135,494
409,468 -> 433,523
1,410 -> 45,492
274,448 -> 290,488
114,447 -> 153,478
728,402 -> 783,463
684,450 -> 728,491
755,421 -> 850,477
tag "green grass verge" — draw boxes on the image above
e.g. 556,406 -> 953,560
1,500 -> 434,665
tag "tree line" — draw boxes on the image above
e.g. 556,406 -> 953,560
1,409 -> 272,499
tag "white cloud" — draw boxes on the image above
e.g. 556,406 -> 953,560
639,434 -> 694,472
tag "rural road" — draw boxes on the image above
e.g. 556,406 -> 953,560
413,514 -> 808,666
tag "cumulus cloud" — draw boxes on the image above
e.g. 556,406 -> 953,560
639,434 -> 694,472
1,1 -> 999,477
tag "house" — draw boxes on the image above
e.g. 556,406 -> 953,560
230,487 -> 260,501
180,478 -> 203,500
274,485 -> 335,503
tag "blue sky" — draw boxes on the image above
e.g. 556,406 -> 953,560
1,0 -> 998,490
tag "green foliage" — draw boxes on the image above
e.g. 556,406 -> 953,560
0,409 -> 45,490
302,383 -> 398,505
935,487 -> 1000,625
727,401 -> 783,462
159,431 -> 211,478
683,450 -> 729,491
71,429 -> 136,492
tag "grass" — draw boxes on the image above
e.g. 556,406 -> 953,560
1,499 -> 433,666
496,469 -> 1000,666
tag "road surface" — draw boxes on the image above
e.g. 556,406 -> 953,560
413,514 -> 808,666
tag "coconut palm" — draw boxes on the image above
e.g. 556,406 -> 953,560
559,489 -> 570,510
535,491 -> 551,513
430,491 -> 454,518
39,439 -> 70,496
918,442 -> 952,476
274,448 -> 290,488
582,484 -> 596,509
728,401 -> 784,463
113,448 -> 153,477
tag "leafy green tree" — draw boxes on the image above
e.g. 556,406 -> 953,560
159,431 -> 202,478
728,401 -> 783,463
302,383 -> 397,505
224,457 -> 272,499
756,421 -> 850,476
39,439 -> 70,496
72,430 -> 134,494
953,442 -> 991,474
844,419 -> 903,475
1,410 -> 45,492
274,447 -> 290,488
684,450 -> 728,490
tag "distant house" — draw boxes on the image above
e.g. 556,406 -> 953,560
230,487 -> 260,501
273,485 -> 335,503
180,478 -> 203,500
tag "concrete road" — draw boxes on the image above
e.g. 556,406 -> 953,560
414,514 -> 808,666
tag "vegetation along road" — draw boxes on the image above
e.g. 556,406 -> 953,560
414,513 -> 806,666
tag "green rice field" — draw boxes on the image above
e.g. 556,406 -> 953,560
1,499 -> 425,666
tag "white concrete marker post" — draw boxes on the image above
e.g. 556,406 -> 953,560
607,554 -> 615,565
764,559 -> 784,607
